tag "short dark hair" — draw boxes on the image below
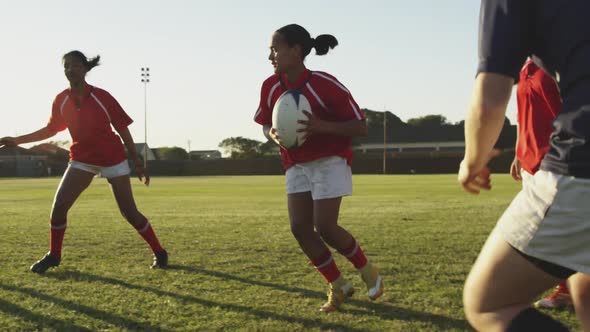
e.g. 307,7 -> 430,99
62,50 -> 101,70
276,24 -> 338,58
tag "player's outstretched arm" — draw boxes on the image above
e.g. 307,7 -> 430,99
118,127 -> 150,186
459,73 -> 513,194
1,126 -> 57,147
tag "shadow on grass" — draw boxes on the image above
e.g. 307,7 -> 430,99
0,297 -> 91,331
46,267 -> 468,331
170,265 -> 469,330
0,283 -> 166,332
45,269 -> 363,332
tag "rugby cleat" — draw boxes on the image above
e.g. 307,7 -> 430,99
360,262 -> 384,301
151,249 -> 168,269
534,284 -> 572,309
30,252 -> 61,274
320,277 -> 355,312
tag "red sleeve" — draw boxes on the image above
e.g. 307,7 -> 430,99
99,90 -> 134,132
46,95 -> 67,133
320,74 -> 365,121
254,78 -> 275,126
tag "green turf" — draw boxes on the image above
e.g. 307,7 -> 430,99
0,175 -> 579,331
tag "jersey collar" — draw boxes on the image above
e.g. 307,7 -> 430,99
280,68 -> 311,91
68,83 -> 93,99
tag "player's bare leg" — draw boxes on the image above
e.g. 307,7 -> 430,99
109,175 -> 167,268
314,197 -> 383,302
463,227 -> 567,330
288,192 -> 353,311
31,167 -> 94,273
568,272 -> 590,330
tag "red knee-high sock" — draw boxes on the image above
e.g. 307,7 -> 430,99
311,251 -> 341,283
134,218 -> 164,253
338,238 -> 368,270
50,219 -> 67,258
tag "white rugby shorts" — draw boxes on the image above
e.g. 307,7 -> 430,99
497,169 -> 590,274
69,160 -> 131,179
286,156 -> 352,200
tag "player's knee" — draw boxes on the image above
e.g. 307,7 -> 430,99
118,208 -> 131,220
571,279 -> 590,306
289,222 -> 304,240
463,279 -> 486,328
315,224 -> 336,243
121,209 -> 142,224
290,222 -> 310,241
51,201 -> 70,219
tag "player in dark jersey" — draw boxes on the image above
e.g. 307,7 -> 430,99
459,1 -> 590,329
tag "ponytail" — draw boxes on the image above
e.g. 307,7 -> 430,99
276,24 -> 338,58
312,34 -> 338,56
86,55 -> 101,70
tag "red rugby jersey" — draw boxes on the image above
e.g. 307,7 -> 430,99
47,85 -> 133,166
516,60 -> 561,174
254,68 -> 365,170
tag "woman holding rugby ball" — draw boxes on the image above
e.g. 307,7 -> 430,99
253,24 -> 383,312
0,51 -> 167,273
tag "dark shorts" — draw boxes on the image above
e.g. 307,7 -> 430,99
511,245 -> 576,279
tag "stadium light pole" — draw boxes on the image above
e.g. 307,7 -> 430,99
383,109 -> 387,174
188,139 -> 191,160
141,67 -> 150,169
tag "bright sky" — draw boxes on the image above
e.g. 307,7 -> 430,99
0,0 -> 517,151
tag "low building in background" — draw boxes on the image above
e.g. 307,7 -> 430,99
133,143 -> 158,161
189,150 -> 222,160
0,146 -> 48,177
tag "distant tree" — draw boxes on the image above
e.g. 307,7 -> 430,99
363,109 -> 404,128
29,142 -> 70,162
47,140 -> 70,148
158,147 -> 189,160
219,136 -> 265,159
407,114 -> 449,127
259,140 -> 279,156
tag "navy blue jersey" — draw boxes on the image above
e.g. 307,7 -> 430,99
478,0 -> 590,177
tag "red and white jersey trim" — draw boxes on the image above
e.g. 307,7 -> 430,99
306,82 -> 327,109
312,72 -> 351,94
59,95 -> 70,116
90,92 -> 112,123
267,81 -> 281,109
349,99 -> 363,120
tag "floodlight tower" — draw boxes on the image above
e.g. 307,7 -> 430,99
141,67 -> 150,169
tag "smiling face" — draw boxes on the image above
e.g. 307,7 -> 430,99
63,55 -> 88,85
268,31 -> 302,74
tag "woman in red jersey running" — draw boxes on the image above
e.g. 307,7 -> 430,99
254,24 -> 383,312
0,51 -> 167,273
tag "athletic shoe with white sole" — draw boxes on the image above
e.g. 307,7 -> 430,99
320,277 -> 355,312
360,262 -> 384,301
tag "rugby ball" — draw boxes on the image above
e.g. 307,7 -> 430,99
272,90 -> 310,149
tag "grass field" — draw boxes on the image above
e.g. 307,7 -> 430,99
0,175 -> 579,331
